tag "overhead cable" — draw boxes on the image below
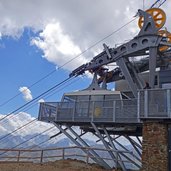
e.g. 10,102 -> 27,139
0,77 -> 79,146
21,77 -> 81,113
0,69 -> 57,108
0,77 -> 72,122
0,16 -> 137,110
0,119 -> 37,143
0,126 -> 55,157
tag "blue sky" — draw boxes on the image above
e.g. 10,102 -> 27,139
0,0 -> 170,118
0,29 -> 90,116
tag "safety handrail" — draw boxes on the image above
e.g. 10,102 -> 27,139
0,146 -> 139,169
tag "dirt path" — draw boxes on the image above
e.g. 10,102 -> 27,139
0,159 -> 115,171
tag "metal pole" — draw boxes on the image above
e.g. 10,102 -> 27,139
40,150 -> 44,163
149,47 -> 157,88
116,151 -> 118,169
55,103 -> 58,121
92,102 -> 95,122
62,148 -> 65,160
136,136 -> 142,146
137,91 -> 140,122
17,150 -> 21,162
113,101 -> 116,122
72,101 -> 76,121
144,90 -> 148,118
86,149 -> 89,165
167,89 -> 171,118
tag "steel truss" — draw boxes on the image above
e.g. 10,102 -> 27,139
53,122 -> 142,170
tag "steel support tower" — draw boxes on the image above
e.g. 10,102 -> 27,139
38,7 -> 171,170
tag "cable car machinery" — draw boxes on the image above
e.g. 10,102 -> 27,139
70,8 -> 171,96
39,2 -> 171,170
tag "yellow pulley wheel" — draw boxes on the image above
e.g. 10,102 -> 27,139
158,30 -> 171,51
138,8 -> 166,29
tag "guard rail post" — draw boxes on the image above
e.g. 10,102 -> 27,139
62,148 -> 65,160
17,150 -> 21,162
40,150 -> 44,163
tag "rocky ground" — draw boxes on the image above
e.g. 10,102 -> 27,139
0,159 -> 122,171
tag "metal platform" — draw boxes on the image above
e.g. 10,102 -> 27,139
39,90 -> 137,124
39,89 -> 171,124
38,88 -> 171,170
39,100 -> 138,124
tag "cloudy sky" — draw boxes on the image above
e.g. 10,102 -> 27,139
0,0 -> 170,117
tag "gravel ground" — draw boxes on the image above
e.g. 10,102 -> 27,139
0,159 -> 116,171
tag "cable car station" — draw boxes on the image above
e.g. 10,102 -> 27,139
38,5 -> 171,171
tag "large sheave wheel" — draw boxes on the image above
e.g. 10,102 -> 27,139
138,8 -> 166,29
158,29 -> 171,51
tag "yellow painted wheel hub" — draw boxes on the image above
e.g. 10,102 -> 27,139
94,107 -> 102,117
158,30 -> 171,51
138,8 -> 166,29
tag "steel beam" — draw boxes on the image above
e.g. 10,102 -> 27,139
93,129 -> 141,169
127,60 -> 144,89
65,125 -> 111,169
125,136 -> 142,158
149,47 -> 157,88
117,58 -> 138,97
136,136 -> 142,146
113,138 -> 141,164
103,127 -> 126,170
126,136 -> 142,150
91,123 -> 127,171
53,123 -> 111,169
75,131 -> 86,140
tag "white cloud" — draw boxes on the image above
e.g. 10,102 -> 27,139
0,112 -> 56,138
0,1 -> 170,40
0,112 -> 97,147
0,112 -> 140,150
31,22 -> 88,71
38,98 -> 45,103
19,86 -> 33,102
0,0 -> 171,71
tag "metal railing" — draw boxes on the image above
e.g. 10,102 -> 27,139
139,89 -> 171,118
39,99 -> 138,123
38,89 -> 171,123
0,146 -> 140,169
